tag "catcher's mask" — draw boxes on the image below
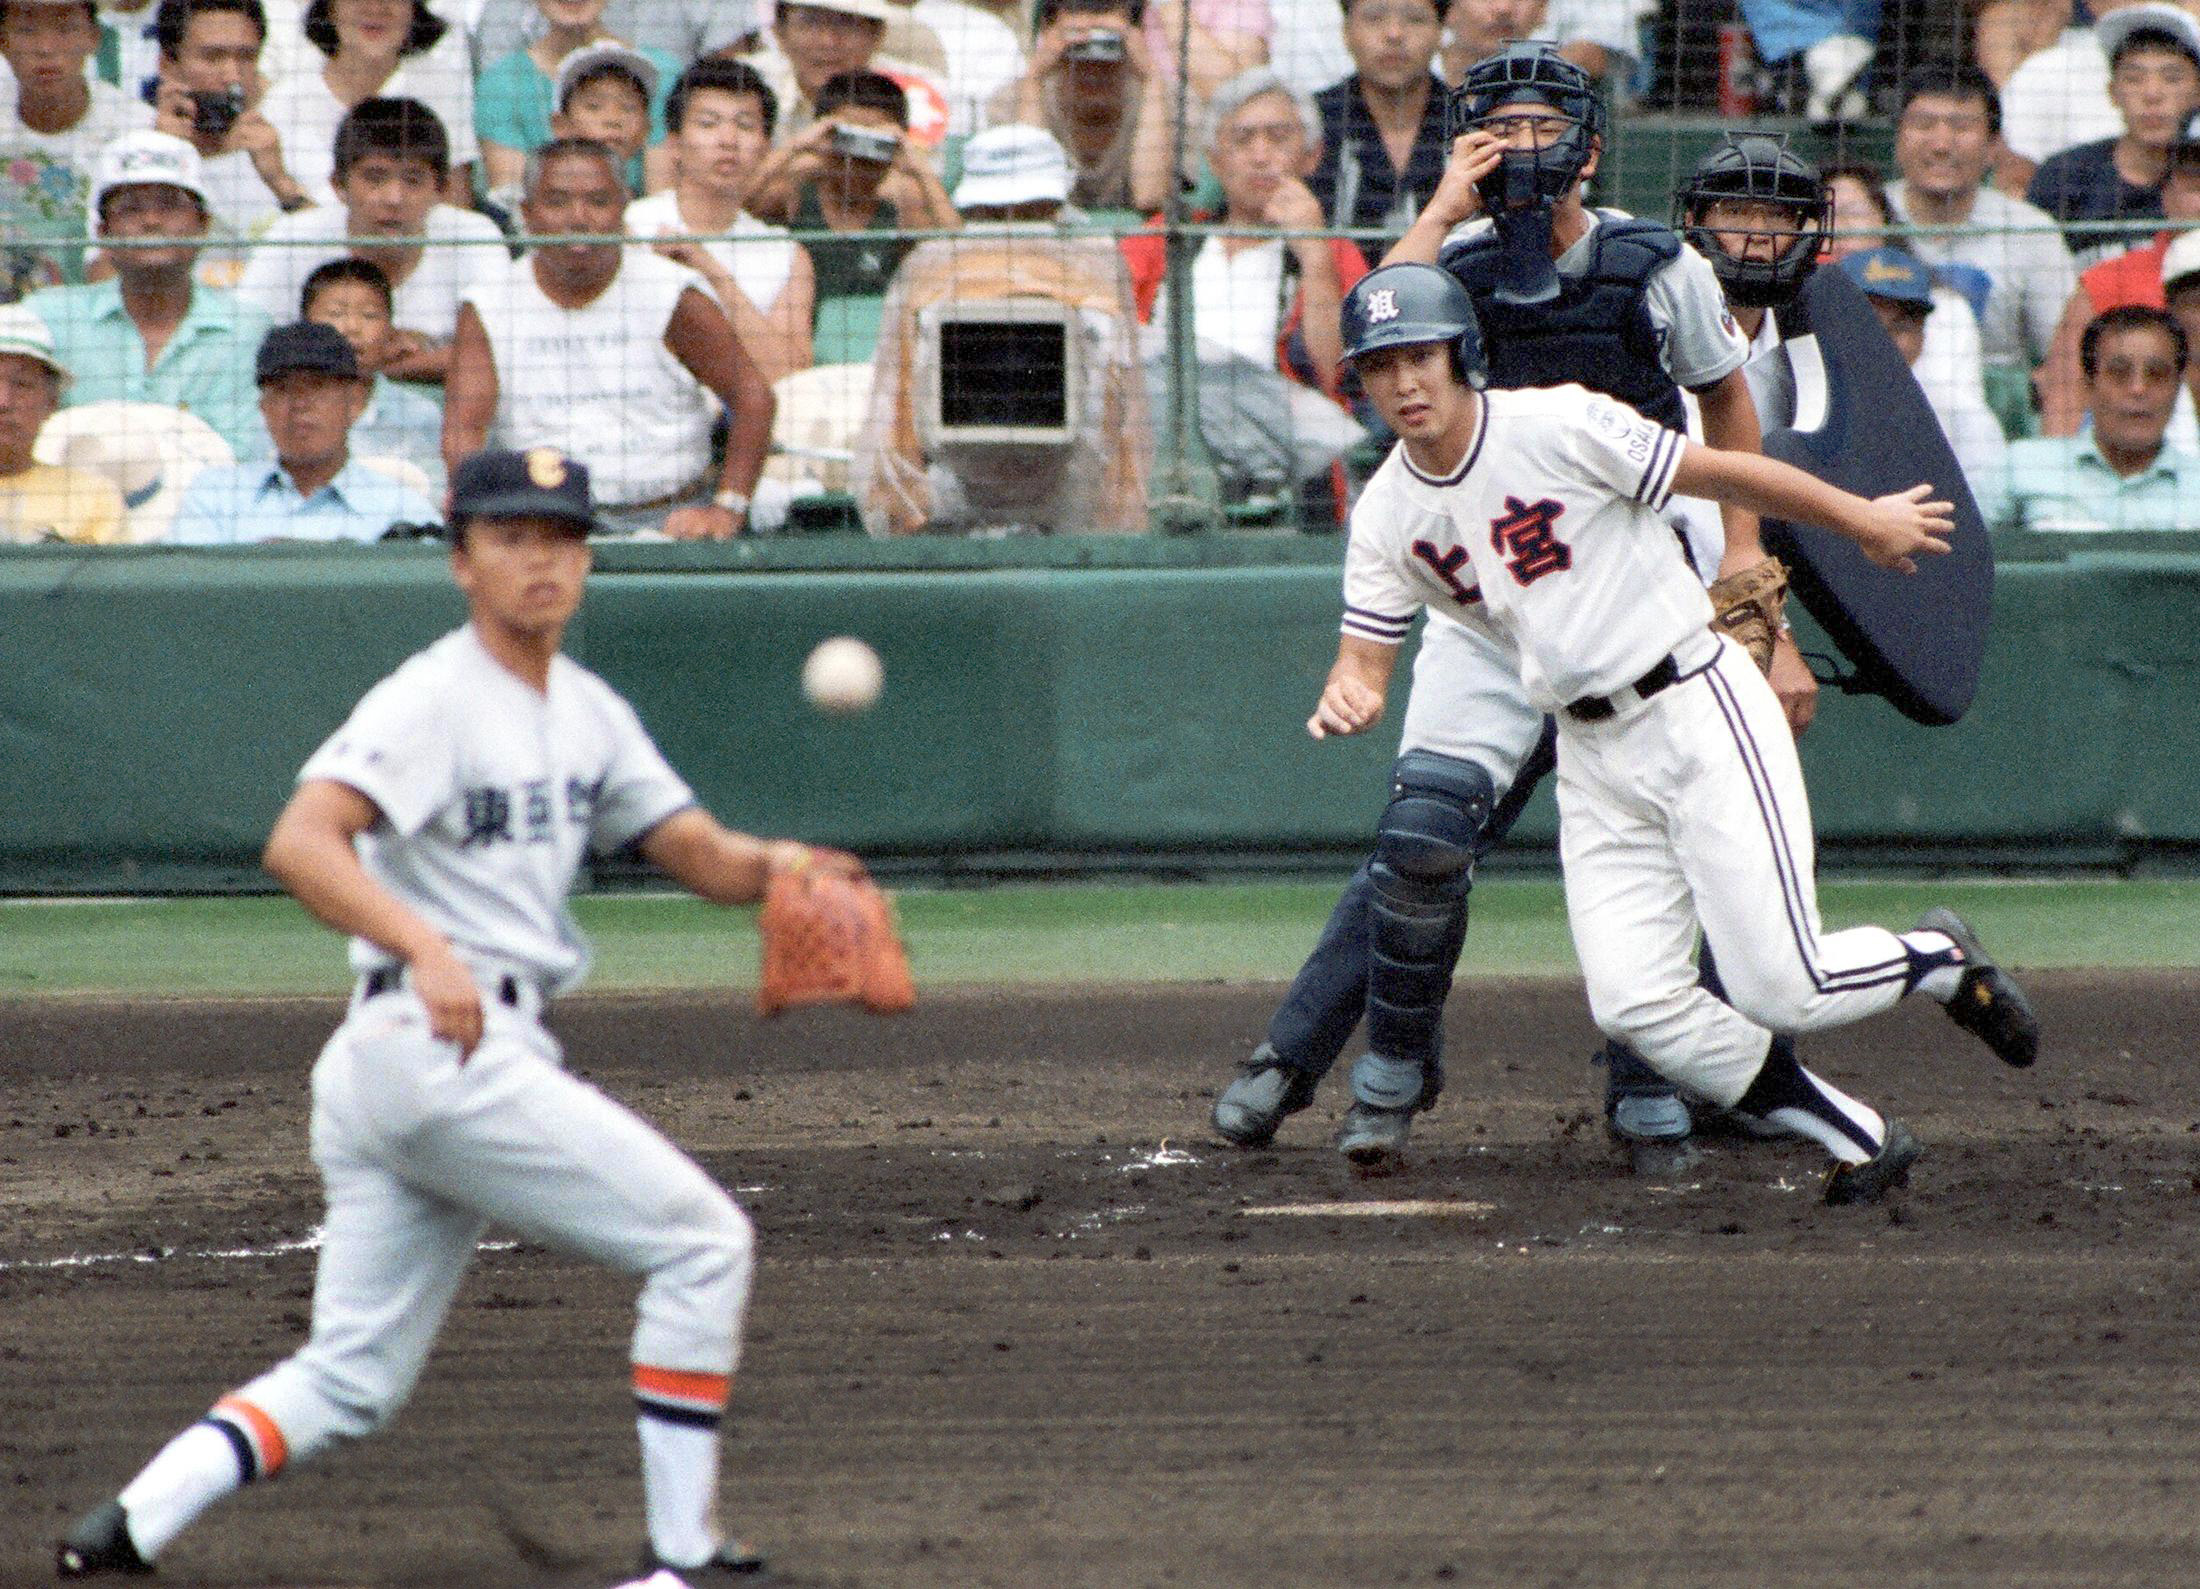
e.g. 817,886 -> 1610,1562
1340,263 -> 1490,388
1448,45 -> 1604,304
1676,133 -> 1829,310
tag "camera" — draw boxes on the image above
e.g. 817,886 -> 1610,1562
192,86 -> 246,139
1064,28 -> 1126,62
828,123 -> 902,165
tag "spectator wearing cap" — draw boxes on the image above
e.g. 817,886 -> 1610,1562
1309,0 -> 1446,253
0,301 -> 126,543
744,70 -> 960,312
741,0 -> 950,149
854,121 -> 1152,534
168,319 -> 437,542
257,0 -> 478,207
628,59 -> 816,387
2000,0 -> 2169,188
1985,304 -> 2200,531
2038,137 -> 2200,434
2027,5 -> 2200,264
986,0 -> 1175,213
1887,62 -> 2075,427
476,2 -> 679,202
547,40 -> 665,197
235,97 -> 504,384
0,0 -> 144,294
24,130 -> 273,453
288,256 -> 447,493
1838,246 -> 2009,499
445,138 -> 776,538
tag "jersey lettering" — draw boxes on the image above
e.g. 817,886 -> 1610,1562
566,775 -> 604,825
1410,538 -> 1482,605
461,786 -> 514,848
523,779 -> 555,845
1489,496 -> 1573,585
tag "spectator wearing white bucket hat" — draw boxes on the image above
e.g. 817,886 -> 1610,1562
0,300 -> 126,544
22,129 -> 273,454
951,120 -> 1074,219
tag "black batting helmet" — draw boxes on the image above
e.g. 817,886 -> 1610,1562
1340,263 -> 1489,388
1447,44 -> 1605,214
1675,133 -> 1828,309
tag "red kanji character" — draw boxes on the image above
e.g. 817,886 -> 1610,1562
1488,496 -> 1572,584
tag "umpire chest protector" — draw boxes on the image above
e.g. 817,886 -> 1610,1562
1441,216 -> 1687,431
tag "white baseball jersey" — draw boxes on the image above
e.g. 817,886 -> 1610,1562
1342,385 -> 1706,713
299,624 -> 696,993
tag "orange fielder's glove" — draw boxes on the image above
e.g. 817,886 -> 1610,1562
755,854 -> 915,1017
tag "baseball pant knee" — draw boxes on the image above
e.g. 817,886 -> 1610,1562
633,1192 -> 755,1374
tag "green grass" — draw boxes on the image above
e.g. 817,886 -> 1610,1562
0,877 -> 2192,998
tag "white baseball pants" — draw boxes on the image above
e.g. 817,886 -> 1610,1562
233,984 -> 754,1467
1558,638 -> 1916,1107
1399,614 -> 1546,793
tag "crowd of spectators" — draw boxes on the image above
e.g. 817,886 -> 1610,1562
4,0 -> 2200,542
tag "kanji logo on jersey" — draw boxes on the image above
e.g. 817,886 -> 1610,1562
1489,496 -> 1572,584
1410,538 -> 1482,605
1365,288 -> 1400,323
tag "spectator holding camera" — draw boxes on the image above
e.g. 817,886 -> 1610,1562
0,0 -> 143,294
445,137 -> 776,537
236,96 -> 502,382
628,59 -> 815,386
745,69 -> 959,310
741,0 -> 949,147
988,0 -> 1177,213
137,0 -> 312,248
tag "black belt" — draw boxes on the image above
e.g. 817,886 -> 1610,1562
364,967 -> 521,1007
1565,653 -> 1683,722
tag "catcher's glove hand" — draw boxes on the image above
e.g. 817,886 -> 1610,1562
1707,555 -> 1790,674
756,853 -> 915,1017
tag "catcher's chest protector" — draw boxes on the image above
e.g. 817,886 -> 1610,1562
1442,216 -> 1688,431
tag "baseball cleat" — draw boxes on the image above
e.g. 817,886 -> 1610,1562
56,1500 -> 151,1578
1917,908 -> 2039,1069
1212,1045 -> 1319,1147
1822,1121 -> 1922,1206
1335,1100 -> 1413,1174
620,1539 -> 775,1586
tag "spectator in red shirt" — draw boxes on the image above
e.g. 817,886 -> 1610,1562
2040,135 -> 2200,432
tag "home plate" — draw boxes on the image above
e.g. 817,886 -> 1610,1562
1240,1199 -> 1494,1218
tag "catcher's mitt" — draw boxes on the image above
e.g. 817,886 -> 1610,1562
756,861 -> 915,1017
1706,555 -> 1790,673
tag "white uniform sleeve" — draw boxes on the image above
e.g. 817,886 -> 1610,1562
1569,392 -> 1685,514
589,692 -> 698,852
298,675 -> 460,837
1645,241 -> 1750,391
1340,475 -> 1426,646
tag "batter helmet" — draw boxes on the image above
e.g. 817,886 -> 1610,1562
1340,263 -> 1489,388
1447,44 -> 1605,214
1675,134 -> 1828,310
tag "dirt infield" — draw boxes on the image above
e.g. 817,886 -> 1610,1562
5,976 -> 2199,1588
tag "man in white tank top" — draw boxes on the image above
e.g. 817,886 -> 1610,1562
1313,263 -> 2041,1198
57,446 -> 852,1587
446,137 -> 777,537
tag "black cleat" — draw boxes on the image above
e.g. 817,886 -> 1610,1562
1211,1045 -> 1320,1147
1335,1101 -> 1412,1175
636,1539 -> 776,1584
1823,1121 -> 1922,1206
56,1501 -> 151,1579
1918,908 -> 2039,1069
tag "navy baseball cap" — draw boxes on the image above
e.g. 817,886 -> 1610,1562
255,320 -> 362,385
449,446 -> 597,533
1838,246 -> 1937,311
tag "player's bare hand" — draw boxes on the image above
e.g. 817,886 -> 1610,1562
409,943 -> 484,1055
1308,674 -> 1386,739
1855,483 -> 1955,573
1768,627 -> 1819,736
1425,131 -> 1502,227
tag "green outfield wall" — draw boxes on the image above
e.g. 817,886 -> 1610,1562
0,536 -> 2191,891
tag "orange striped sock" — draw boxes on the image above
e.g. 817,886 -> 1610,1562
632,1364 -> 731,1430
208,1396 -> 289,1482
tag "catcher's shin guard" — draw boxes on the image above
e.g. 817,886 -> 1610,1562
1364,751 -> 1493,1086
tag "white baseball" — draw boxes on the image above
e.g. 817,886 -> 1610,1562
801,636 -> 884,714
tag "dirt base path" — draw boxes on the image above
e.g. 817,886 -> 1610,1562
4,975 -> 2197,1587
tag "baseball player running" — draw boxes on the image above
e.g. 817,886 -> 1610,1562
1310,262 -> 2039,1199
57,448 -> 821,1586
